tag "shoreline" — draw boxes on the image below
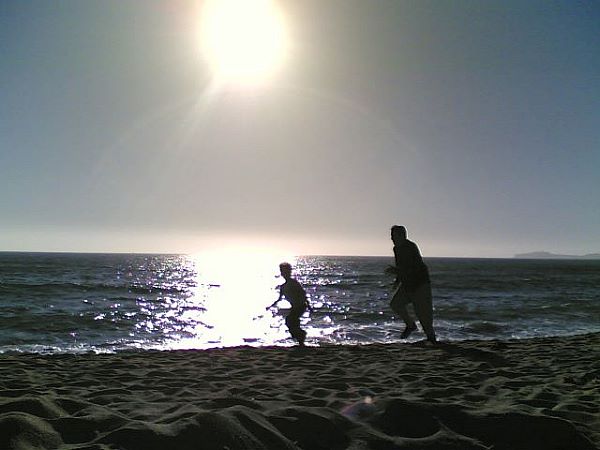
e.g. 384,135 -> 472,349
3,329 -> 600,356
1,333 -> 598,449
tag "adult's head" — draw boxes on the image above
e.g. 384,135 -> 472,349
391,225 -> 407,244
279,262 -> 292,280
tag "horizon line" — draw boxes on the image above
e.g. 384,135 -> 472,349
2,249 -> 595,260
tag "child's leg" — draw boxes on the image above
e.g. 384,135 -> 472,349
285,314 -> 305,345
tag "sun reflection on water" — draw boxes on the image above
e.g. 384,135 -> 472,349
164,248 -> 298,349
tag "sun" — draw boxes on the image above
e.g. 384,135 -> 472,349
200,0 -> 288,84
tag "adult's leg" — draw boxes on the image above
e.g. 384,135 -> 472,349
390,286 -> 416,337
412,282 -> 435,342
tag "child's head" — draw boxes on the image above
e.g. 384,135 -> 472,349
279,262 -> 292,280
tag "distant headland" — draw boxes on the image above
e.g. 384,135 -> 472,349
514,251 -> 600,259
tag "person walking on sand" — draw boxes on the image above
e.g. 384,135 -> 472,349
386,225 -> 437,343
267,262 -> 312,346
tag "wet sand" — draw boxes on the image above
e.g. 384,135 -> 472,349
1,333 -> 598,449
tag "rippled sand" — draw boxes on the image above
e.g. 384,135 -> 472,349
1,333 -> 598,449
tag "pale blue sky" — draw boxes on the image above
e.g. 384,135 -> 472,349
1,1 -> 599,257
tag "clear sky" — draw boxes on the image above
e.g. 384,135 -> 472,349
1,0 -> 599,257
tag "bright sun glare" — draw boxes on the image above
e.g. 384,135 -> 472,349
201,0 -> 288,84
180,247 -> 296,348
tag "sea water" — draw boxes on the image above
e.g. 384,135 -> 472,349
0,252 -> 598,353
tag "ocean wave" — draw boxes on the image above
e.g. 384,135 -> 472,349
0,281 -> 190,297
0,281 -> 92,291
461,321 -> 506,334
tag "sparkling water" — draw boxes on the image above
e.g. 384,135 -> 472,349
0,252 -> 598,353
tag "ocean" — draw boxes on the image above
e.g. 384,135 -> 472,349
0,252 -> 598,354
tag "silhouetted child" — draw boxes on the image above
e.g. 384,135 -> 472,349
267,262 -> 312,346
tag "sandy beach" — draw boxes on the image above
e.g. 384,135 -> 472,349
1,333 -> 598,450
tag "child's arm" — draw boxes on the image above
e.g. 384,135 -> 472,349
266,289 -> 283,310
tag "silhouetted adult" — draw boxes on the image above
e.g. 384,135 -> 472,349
387,225 -> 436,343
